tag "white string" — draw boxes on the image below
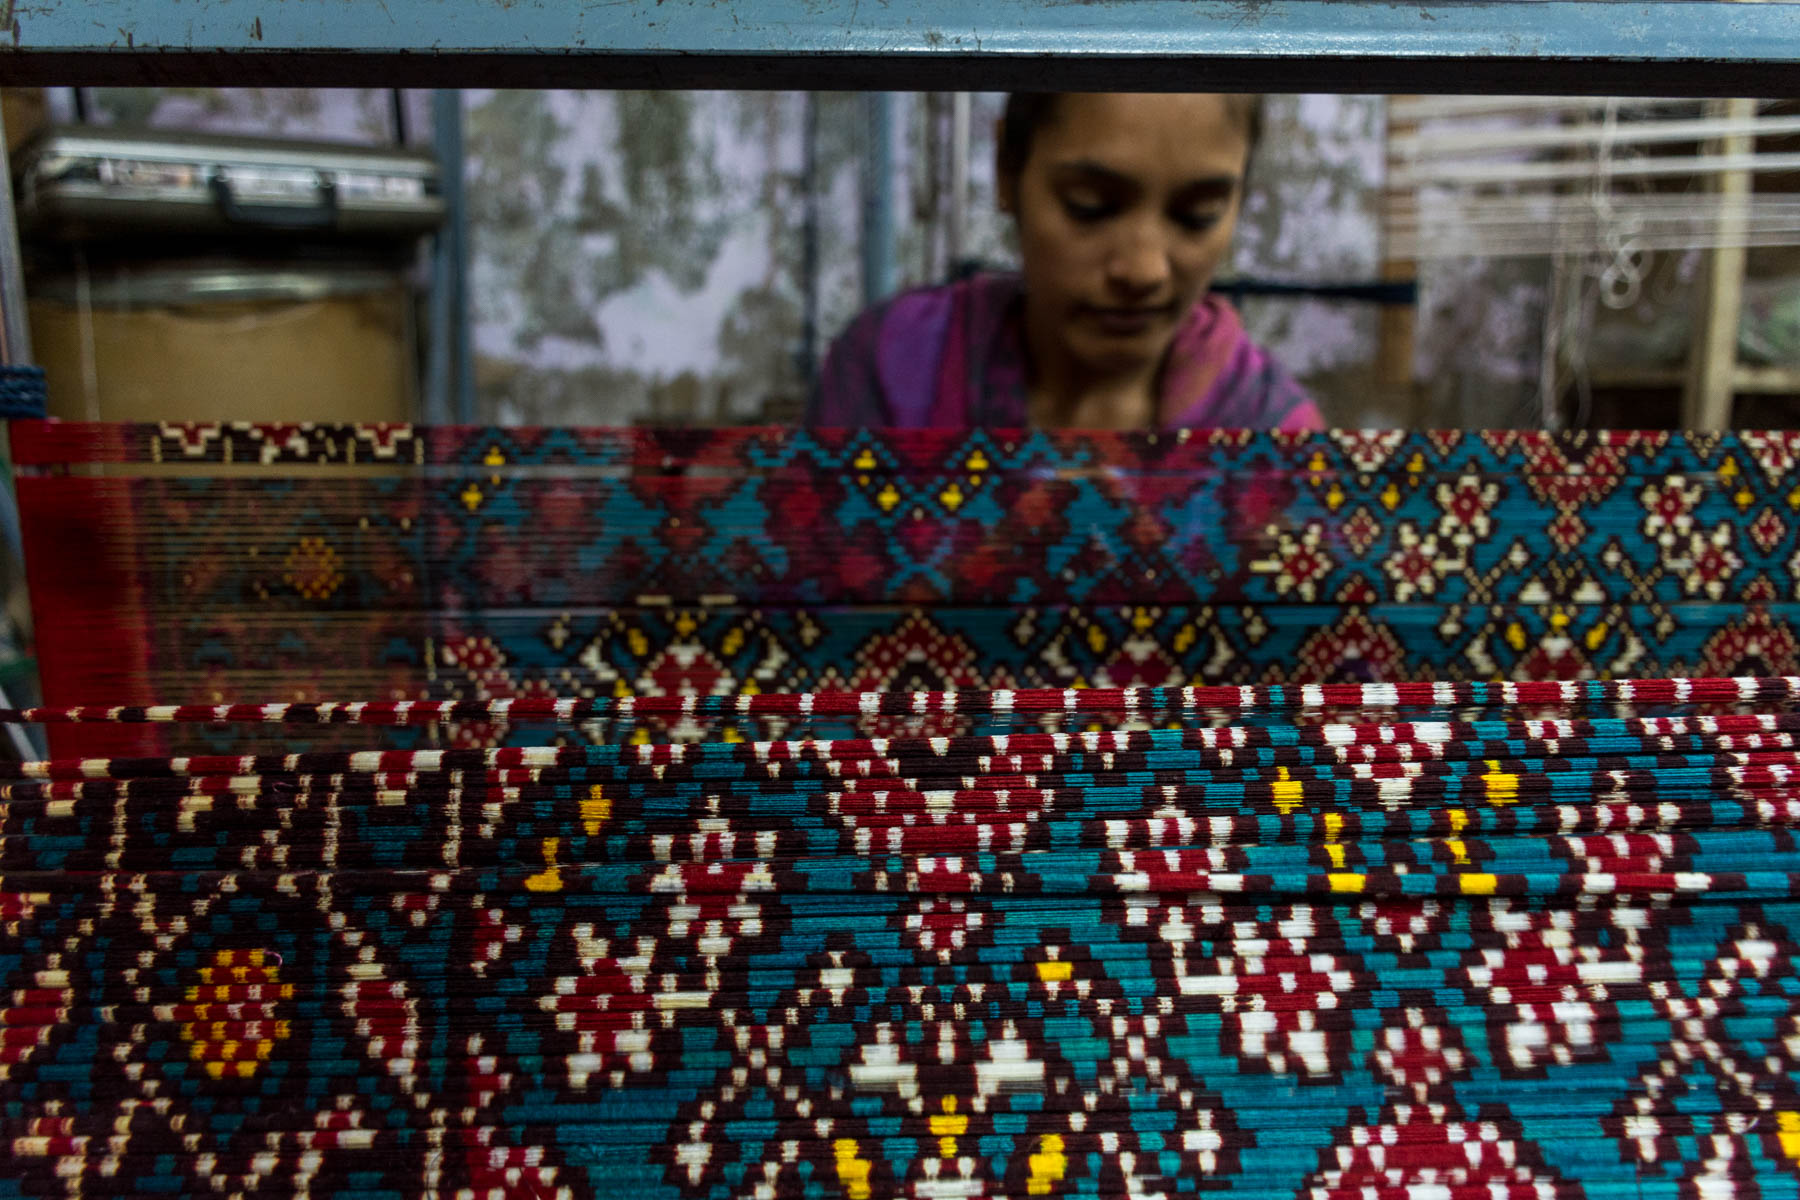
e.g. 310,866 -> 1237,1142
1388,228 -> 1800,261
1387,95 -> 1711,122
1390,111 -> 1800,160
1594,100 -> 1648,311
1384,196 -> 1800,260
1391,150 -> 1800,189
1394,96 -> 1800,426
1386,93 -> 1800,263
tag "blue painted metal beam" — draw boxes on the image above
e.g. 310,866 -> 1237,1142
861,93 -> 898,309
0,1 -> 1796,93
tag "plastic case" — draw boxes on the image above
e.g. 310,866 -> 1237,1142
14,126 -> 444,242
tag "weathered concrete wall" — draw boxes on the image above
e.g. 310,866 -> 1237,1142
463,89 -> 818,425
1231,94 -> 1388,425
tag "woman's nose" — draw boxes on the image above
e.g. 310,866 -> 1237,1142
1105,227 -> 1173,296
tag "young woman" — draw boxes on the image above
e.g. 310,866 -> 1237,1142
809,92 -> 1323,431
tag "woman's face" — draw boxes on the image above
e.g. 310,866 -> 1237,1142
1002,93 -> 1250,378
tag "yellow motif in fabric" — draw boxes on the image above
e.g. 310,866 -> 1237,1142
1446,809 -> 1471,866
1272,767 -> 1304,816
965,449 -> 989,486
1323,812 -> 1346,869
931,1096 -> 968,1158
1028,1133 -> 1068,1195
1483,762 -> 1519,804
526,839 -> 563,892
834,1139 -> 873,1200
581,787 -> 611,836
1778,1112 -> 1800,1161
178,950 -> 292,1080
283,536 -> 345,601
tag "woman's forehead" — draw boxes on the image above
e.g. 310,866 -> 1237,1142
1033,93 -> 1250,174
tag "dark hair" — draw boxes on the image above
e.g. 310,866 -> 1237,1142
996,92 -> 1264,182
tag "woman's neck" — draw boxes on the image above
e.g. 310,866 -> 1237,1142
1021,302 -> 1164,431
1027,375 -> 1158,430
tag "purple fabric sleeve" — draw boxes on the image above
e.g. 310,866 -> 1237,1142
876,290 -> 958,428
806,304 -> 889,426
808,287 -> 958,428
1166,337 -> 1326,431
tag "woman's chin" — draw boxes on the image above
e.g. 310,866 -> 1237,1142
1071,332 -> 1167,376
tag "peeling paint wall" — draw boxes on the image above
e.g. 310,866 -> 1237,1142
463,89 -> 808,425
43,87 -> 1505,429
1230,94 -> 1387,424
77,86 -> 426,144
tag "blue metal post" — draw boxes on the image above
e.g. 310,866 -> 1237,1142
861,92 -> 897,308
424,97 -> 453,425
797,92 -> 821,391
427,89 -> 474,425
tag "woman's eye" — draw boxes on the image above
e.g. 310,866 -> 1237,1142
1061,197 -> 1114,223
1173,210 -> 1223,233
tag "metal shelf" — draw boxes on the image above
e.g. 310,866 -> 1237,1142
2,1 -> 1798,92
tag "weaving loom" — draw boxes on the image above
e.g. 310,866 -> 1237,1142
2,0 -> 1797,1194
5,421 -> 1800,1197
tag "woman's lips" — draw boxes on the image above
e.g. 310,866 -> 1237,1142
1083,305 -> 1174,336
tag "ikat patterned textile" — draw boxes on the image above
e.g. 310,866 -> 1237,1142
17,422 -> 1800,756
6,680 -> 1800,1199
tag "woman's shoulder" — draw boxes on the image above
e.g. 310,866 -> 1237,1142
1165,297 -> 1326,432
845,272 -> 1020,343
872,273 -> 1017,334
810,273 -> 1020,427
1224,335 -> 1327,431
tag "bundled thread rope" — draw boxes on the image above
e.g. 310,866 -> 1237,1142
6,683 -> 1800,1199
2,676 -> 1798,726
